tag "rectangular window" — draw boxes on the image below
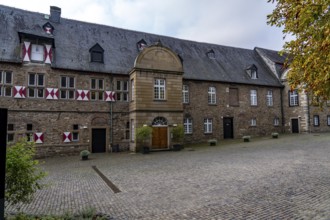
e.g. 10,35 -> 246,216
182,85 -> 189,104
72,124 -> 79,141
125,122 -> 130,140
229,88 -> 239,106
7,123 -> 14,142
90,78 -> 104,101
327,115 -> 330,126
250,90 -> 257,106
116,80 -> 129,101
131,79 -> 134,101
251,118 -> 257,126
26,124 -> 33,142
154,79 -> 165,100
313,115 -> 319,127
184,118 -> 193,134
267,90 -> 273,106
208,87 -> 216,104
60,76 -> 75,99
31,44 -> 44,62
289,90 -> 299,106
28,73 -> 44,98
131,119 -> 135,141
274,117 -> 279,126
0,70 -> 13,97
204,118 -> 212,133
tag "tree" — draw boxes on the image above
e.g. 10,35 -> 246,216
5,138 -> 46,209
267,0 -> 330,102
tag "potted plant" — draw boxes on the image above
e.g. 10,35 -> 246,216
136,125 -> 152,154
172,124 -> 184,151
80,150 -> 90,160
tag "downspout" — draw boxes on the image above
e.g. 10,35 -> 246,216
280,86 -> 285,133
110,78 -> 113,148
306,93 -> 311,133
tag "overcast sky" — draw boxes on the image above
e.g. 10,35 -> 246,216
0,0 -> 288,51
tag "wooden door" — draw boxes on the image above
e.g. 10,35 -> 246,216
152,127 -> 168,149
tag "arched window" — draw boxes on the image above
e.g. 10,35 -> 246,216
152,117 -> 167,126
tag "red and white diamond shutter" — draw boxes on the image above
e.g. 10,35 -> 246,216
105,91 -> 115,101
44,44 -> 52,64
13,86 -> 26,98
46,88 -> 59,100
34,132 -> 44,144
22,41 -> 31,62
76,90 -> 90,101
63,132 -> 72,143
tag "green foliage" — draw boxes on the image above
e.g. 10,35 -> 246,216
172,125 -> 184,142
267,0 -> 330,102
135,125 -> 152,144
80,150 -> 91,157
5,138 -> 47,207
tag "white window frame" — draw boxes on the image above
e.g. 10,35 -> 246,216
250,90 -> 257,106
251,118 -> 257,126
154,79 -> 165,100
28,72 -> 44,98
0,70 -> 12,97
208,87 -> 216,104
184,118 -> 192,134
90,78 -> 104,101
72,124 -> 79,142
289,90 -> 299,106
182,85 -> 189,104
204,118 -> 213,133
60,76 -> 75,100
116,80 -> 129,102
267,90 -> 273,106
313,115 -> 319,127
274,117 -> 279,126
31,44 -> 44,62
131,79 -> 134,101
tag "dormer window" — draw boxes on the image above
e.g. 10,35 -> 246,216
31,44 -> 44,62
42,22 -> 54,34
137,39 -> 147,51
246,64 -> 258,79
89,43 -> 104,63
206,49 -> 215,59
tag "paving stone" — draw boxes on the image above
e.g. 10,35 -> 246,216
6,134 -> 330,219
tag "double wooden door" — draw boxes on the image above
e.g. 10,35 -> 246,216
152,127 -> 168,149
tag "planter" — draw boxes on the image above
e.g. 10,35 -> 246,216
142,146 -> 150,154
243,136 -> 251,142
208,139 -> 217,146
82,155 -> 88,160
173,144 -> 183,151
272,133 -> 279,138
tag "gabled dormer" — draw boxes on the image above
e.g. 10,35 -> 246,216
206,49 -> 215,59
89,43 -> 104,63
18,32 -> 54,64
246,64 -> 258,79
137,39 -> 147,51
42,22 -> 54,35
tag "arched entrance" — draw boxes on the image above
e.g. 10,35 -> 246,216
151,117 -> 168,149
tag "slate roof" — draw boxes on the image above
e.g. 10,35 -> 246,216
0,5 -> 283,87
256,47 -> 288,78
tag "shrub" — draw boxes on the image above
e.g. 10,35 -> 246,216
5,138 -> 47,208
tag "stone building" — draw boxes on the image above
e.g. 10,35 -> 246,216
0,5 -> 329,157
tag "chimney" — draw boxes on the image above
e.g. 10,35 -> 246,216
50,6 -> 61,23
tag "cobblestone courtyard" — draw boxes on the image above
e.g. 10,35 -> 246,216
7,134 -> 330,219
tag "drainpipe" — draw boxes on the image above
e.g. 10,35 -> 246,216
110,78 -> 113,148
280,86 -> 285,133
